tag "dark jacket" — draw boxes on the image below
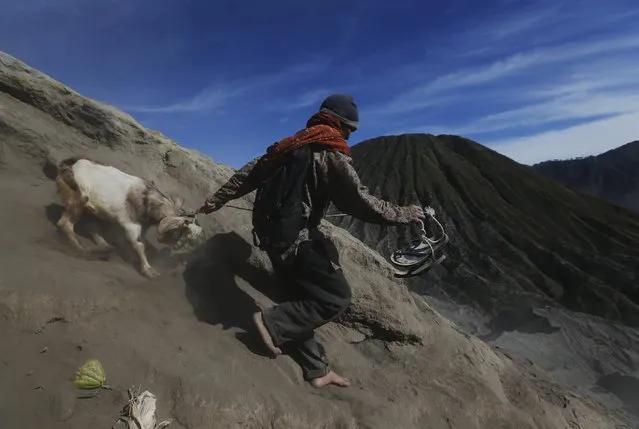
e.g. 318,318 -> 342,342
206,149 -> 416,263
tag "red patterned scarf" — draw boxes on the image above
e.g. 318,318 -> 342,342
251,111 -> 351,179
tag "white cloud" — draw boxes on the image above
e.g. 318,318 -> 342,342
488,111 -> 639,164
126,61 -> 328,114
458,0 -> 639,59
427,44 -> 639,136
457,92 -> 639,135
380,23 -> 639,163
424,52 -> 543,93
129,87 -> 237,114
406,34 -> 639,100
476,2 -> 563,41
265,88 -> 328,112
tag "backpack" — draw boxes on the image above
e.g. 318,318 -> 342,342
251,144 -> 314,253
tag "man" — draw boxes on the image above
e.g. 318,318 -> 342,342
198,93 -> 425,388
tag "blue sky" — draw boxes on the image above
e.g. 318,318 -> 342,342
1,0 -> 638,168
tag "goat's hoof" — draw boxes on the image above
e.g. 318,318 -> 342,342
142,267 -> 160,279
90,247 -> 113,260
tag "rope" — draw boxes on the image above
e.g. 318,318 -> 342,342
416,206 -> 449,265
225,204 -> 253,212
224,204 -> 447,234
224,202 -> 448,269
223,204 -> 347,218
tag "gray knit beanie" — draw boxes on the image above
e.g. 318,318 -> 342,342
319,93 -> 359,130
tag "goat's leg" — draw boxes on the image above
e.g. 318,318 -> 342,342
57,200 -> 88,254
84,218 -> 112,252
83,220 -> 113,261
123,222 -> 159,278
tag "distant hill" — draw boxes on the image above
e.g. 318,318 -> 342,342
329,133 -> 639,327
533,141 -> 639,212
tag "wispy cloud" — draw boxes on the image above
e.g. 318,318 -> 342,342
475,1 -> 563,42
460,0 -> 639,58
385,34 -> 639,113
490,111 -> 639,164
373,1 -> 639,163
127,87 -> 237,114
450,59 -> 639,135
4,0 -> 638,168
126,62 -> 329,114
265,89 -> 329,113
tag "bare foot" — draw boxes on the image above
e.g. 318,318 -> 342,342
253,312 -> 281,357
310,371 -> 351,388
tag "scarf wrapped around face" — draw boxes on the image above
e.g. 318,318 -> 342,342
250,111 -> 351,180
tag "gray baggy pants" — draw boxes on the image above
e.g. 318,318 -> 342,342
261,238 -> 352,380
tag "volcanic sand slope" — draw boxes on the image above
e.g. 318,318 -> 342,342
0,51 -> 634,428
533,141 -> 639,213
330,134 -> 639,326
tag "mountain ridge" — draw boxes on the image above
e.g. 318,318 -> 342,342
533,140 -> 639,212
331,132 -> 639,325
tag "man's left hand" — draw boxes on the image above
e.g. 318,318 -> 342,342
198,200 -> 222,214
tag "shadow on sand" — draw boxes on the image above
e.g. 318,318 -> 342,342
478,306 -> 561,342
597,373 -> 639,417
182,231 -> 287,359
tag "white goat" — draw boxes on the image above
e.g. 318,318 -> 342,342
55,156 -> 204,278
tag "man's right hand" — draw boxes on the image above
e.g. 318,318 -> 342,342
406,204 -> 426,229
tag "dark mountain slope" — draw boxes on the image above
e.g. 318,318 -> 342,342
533,141 -> 639,212
329,133 -> 639,327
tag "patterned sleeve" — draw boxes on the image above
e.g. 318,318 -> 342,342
205,156 -> 262,206
325,151 -> 414,225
